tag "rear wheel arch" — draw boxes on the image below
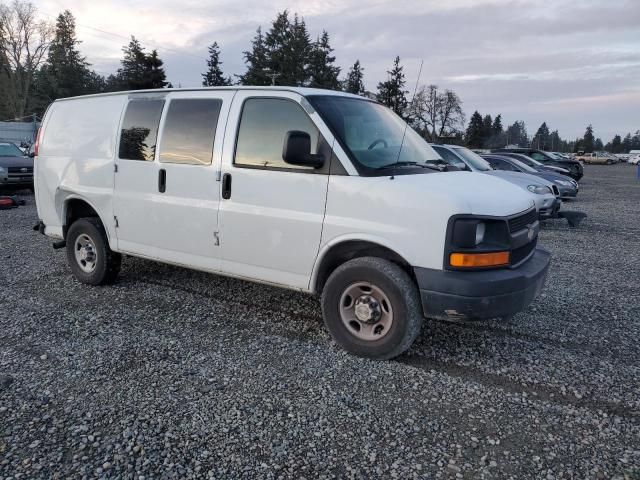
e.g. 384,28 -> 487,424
62,197 -> 105,240
312,239 -> 416,295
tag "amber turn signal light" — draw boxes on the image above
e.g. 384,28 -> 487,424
450,251 -> 510,268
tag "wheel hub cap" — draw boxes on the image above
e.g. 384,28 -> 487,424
354,295 -> 382,324
74,234 -> 97,273
339,282 -> 394,341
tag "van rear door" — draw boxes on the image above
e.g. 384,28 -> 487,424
113,91 -> 234,269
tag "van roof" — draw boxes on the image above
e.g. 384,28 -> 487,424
52,86 -> 364,103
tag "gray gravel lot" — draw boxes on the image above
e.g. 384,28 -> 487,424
1,164 -> 639,479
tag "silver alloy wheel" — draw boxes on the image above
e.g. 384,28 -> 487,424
74,233 -> 97,273
339,282 -> 394,341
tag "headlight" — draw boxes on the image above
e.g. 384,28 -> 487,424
0,166 -> 7,177
475,222 -> 486,245
527,185 -> 551,195
555,180 -> 572,186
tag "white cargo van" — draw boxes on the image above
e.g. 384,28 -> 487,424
34,87 -> 550,359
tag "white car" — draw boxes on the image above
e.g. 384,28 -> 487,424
34,87 -> 550,359
629,155 -> 640,165
431,145 -> 561,219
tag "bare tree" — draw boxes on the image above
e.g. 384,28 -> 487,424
407,84 -> 465,142
0,0 -> 53,117
436,89 -> 465,139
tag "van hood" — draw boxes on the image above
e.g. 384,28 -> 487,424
388,171 -> 534,217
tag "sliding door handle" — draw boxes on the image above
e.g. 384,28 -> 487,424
158,168 -> 166,193
222,173 -> 232,199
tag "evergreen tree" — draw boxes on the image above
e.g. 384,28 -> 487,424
376,56 -> 407,116
533,122 -> 550,150
622,133 -> 632,153
609,134 -> 622,153
145,50 -> 169,89
202,42 -> 231,86
32,10 -> 103,112
549,130 -> 561,151
344,60 -> 365,95
465,111 -> 485,148
582,124 -> 595,153
482,114 -> 493,146
239,27 -> 270,85
506,120 -> 528,147
288,14 -> 311,86
109,37 -> 168,91
492,114 -> 503,135
594,138 -> 603,151
307,30 -> 340,89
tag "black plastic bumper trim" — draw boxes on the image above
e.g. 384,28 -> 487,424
414,248 -> 551,320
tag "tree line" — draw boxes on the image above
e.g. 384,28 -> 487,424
1,1 -> 637,153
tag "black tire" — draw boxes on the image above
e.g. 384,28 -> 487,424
66,217 -> 121,285
321,256 -> 423,360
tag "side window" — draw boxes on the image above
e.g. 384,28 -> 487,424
119,100 -> 164,161
235,98 -> 320,170
159,99 -> 222,165
530,152 -> 545,161
435,147 -> 463,166
491,158 -> 515,171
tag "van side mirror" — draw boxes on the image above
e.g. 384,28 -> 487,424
28,152 -> 35,158
282,130 -> 324,168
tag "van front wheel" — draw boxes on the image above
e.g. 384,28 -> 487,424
321,257 -> 423,360
66,218 -> 121,285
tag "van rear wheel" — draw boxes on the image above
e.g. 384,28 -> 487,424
321,257 -> 423,360
66,218 -> 121,285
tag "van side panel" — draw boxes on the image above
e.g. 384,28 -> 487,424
35,95 -> 127,243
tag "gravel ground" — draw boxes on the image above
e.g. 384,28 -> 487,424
1,164 -> 639,479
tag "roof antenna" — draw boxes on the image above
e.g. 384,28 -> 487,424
394,59 -> 424,169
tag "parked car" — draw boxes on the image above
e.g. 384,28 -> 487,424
431,144 -> 561,219
34,87 -> 550,360
575,152 -> 616,164
493,148 -> 583,181
494,151 -> 572,175
481,154 -> 578,199
629,154 -> 640,165
0,141 -> 34,192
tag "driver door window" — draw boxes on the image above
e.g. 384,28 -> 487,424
234,98 -> 321,171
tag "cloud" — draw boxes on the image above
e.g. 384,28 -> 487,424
34,0 -> 640,140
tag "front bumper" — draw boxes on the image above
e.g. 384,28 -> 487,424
558,185 -> 578,198
414,248 -> 551,321
537,197 -> 562,219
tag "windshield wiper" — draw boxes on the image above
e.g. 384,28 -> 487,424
375,161 -> 442,171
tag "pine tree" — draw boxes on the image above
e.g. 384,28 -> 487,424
465,111 -> 485,148
482,114 -> 493,147
344,60 -> 365,95
376,56 -> 407,115
533,122 -> 550,150
239,27 -> 270,85
202,42 -> 231,86
288,14 -> 311,86
32,10 -> 103,111
594,138 -> 603,151
307,30 -> 340,89
145,50 -> 169,88
583,124 -> 595,153
109,38 -> 169,91
492,114 -> 503,135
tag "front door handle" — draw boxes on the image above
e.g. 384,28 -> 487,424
158,168 -> 166,193
222,173 -> 232,199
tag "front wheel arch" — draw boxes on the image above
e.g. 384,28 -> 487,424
312,240 -> 416,295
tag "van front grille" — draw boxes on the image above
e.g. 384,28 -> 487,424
508,208 -> 537,233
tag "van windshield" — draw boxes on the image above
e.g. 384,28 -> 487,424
308,95 -> 441,173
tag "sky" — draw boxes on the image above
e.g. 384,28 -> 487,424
34,0 -> 640,142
